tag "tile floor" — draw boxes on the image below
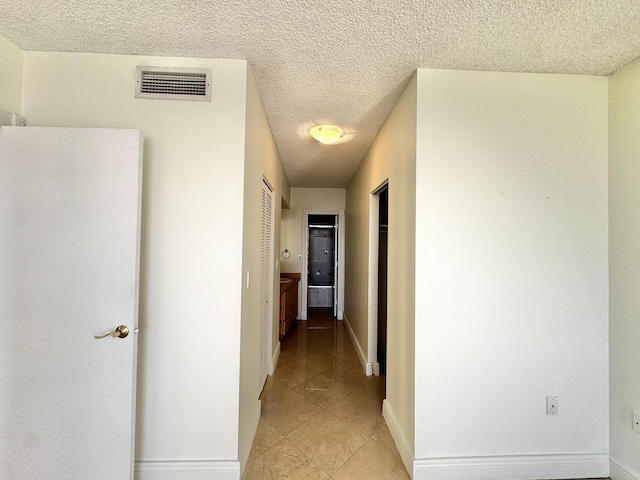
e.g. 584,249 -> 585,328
242,308 -> 611,480
243,308 -> 409,479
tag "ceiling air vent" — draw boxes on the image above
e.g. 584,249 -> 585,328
136,66 -> 211,101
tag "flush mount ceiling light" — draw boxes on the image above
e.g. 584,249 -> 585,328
309,124 -> 344,145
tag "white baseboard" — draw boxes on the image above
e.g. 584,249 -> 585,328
135,460 -> 240,479
337,310 -> 343,320
412,453 -> 609,480
270,341 -> 281,375
365,362 -> 381,376
342,314 -> 367,373
611,457 -> 640,480
382,399 -> 414,477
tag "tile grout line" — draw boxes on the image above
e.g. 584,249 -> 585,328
284,330 -> 364,476
245,313 -> 406,479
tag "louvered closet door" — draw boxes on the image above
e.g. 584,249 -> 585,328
260,180 -> 274,392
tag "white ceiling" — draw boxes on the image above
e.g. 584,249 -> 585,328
2,1 -> 640,187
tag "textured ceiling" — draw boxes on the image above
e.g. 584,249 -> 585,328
2,1 -> 640,187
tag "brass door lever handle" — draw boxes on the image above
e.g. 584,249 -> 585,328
94,325 -> 129,339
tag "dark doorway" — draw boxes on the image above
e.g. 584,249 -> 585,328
377,186 -> 388,375
307,214 -> 337,317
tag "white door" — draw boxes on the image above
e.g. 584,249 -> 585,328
0,127 -> 143,479
259,180 -> 274,392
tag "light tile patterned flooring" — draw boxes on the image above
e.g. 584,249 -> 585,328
242,308 -> 409,479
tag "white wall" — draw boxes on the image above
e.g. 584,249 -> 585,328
238,67 -> 284,473
608,57 -> 640,480
280,187 -> 345,273
9,39 -> 630,480
344,74 -> 417,473
22,51 -> 251,479
0,36 -> 23,114
414,69 -> 609,479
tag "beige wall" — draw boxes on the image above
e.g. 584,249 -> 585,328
345,74 -> 417,471
0,36 -> 23,114
280,187 -> 345,273
414,69 -> 609,479
281,166 -> 291,208
238,67 -> 284,472
10,33 -> 638,480
608,57 -> 640,480
22,51 -> 254,478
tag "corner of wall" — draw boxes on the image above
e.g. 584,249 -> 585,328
281,167 -> 291,208
610,457 -> 640,480
344,70 -> 418,471
0,35 -> 24,114
608,55 -> 640,480
238,61 -> 284,475
382,399 -> 414,476
342,314 -> 368,372
135,460 -> 241,480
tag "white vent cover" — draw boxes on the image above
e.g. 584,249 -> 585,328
136,66 -> 211,101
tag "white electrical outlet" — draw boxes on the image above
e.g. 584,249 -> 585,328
633,411 -> 640,434
546,396 -> 558,415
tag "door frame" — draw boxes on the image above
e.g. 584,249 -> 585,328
300,209 -> 345,320
367,181 -> 388,376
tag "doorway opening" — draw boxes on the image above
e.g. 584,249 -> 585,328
300,209 -> 345,321
367,181 -> 388,379
377,185 -> 388,377
307,214 -> 337,317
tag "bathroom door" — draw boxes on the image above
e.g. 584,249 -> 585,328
0,126 -> 142,479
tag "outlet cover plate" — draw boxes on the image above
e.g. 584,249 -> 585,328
546,396 -> 558,415
633,411 -> 640,434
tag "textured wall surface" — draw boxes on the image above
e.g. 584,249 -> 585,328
1,1 -> 640,187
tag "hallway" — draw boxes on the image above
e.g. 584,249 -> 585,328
243,308 -> 409,479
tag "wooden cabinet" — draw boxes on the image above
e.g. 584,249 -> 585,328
279,278 -> 299,337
